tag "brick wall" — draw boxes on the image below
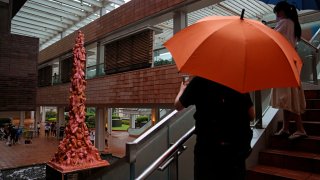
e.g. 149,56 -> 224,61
38,0 -> 195,64
0,34 -> 39,111
36,0 -> 196,108
37,65 -> 181,108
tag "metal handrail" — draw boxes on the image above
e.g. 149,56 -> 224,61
126,107 -> 195,180
135,126 -> 195,180
298,38 -> 319,84
309,27 -> 320,49
300,38 -> 319,52
126,110 -> 179,163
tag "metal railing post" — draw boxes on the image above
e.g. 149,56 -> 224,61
312,51 -> 318,85
130,162 -> 136,180
254,90 -> 263,129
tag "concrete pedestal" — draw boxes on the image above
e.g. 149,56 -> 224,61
46,163 -> 105,180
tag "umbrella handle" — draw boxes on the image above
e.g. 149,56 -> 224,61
240,9 -> 245,20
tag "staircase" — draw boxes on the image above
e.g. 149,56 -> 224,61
247,89 -> 320,179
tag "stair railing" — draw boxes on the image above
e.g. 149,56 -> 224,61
126,107 -> 195,180
297,38 -> 319,84
135,126 -> 195,180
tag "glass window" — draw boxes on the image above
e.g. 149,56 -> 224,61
153,48 -> 174,66
86,43 -> 98,79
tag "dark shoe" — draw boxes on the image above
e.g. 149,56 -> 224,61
274,130 -> 290,137
288,132 -> 308,140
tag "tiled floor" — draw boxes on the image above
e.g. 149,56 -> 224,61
0,120 -> 135,170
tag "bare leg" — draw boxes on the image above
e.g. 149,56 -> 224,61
275,110 -> 290,136
293,113 -> 307,134
281,116 -> 290,132
288,112 -> 307,140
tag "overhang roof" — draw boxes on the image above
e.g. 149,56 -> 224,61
10,0 -> 319,51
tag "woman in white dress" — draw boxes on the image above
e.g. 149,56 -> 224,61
271,1 -> 307,140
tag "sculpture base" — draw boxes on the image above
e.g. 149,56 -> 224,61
46,161 -> 109,180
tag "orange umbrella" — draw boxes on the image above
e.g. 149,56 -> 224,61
164,15 -> 302,93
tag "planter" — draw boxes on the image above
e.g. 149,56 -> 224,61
112,119 -> 122,127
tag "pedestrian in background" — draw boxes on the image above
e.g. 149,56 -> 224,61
271,1 -> 307,140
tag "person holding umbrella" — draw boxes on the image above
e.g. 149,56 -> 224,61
174,76 -> 255,180
165,7 -> 304,179
271,1 -> 308,140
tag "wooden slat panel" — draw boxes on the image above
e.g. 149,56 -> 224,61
0,34 -> 38,111
104,29 -> 153,74
60,57 -> 72,83
38,66 -> 52,87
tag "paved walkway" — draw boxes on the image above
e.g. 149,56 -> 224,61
0,120 -> 134,170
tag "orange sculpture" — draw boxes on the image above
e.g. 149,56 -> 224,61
48,31 -> 109,172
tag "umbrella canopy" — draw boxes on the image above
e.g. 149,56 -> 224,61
164,15 -> 302,93
260,0 -> 320,10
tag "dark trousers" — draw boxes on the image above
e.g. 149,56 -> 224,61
194,142 -> 247,180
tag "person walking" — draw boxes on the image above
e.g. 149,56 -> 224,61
271,1 -> 307,140
45,122 -> 50,137
174,76 -> 255,180
37,122 -> 41,136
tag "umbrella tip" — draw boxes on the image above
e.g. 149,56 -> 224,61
240,9 -> 245,20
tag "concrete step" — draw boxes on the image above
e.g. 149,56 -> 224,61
246,165 -> 320,180
269,135 -> 320,153
277,121 -> 320,136
305,90 -> 320,100
306,99 -> 320,109
259,149 -> 320,173
284,110 -> 320,122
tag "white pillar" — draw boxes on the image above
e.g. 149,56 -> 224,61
31,111 -> 35,130
130,114 -> 135,129
41,106 -> 46,123
31,111 -> 35,120
19,111 -> 25,128
95,107 -> 106,152
107,108 -> 112,135
173,11 -> 187,34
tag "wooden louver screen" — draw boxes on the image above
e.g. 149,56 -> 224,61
104,29 -> 153,74
60,57 -> 73,83
38,66 -> 52,87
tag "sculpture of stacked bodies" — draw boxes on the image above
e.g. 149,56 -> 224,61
48,31 -> 109,172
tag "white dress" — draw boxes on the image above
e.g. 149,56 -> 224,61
270,18 -> 306,115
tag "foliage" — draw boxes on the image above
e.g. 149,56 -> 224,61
122,119 -> 130,125
86,107 -> 95,114
47,118 -> 57,122
136,116 -> 149,124
85,113 -> 95,129
112,124 -> 129,131
112,114 -> 120,119
46,111 -> 57,120
154,59 -> 174,66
